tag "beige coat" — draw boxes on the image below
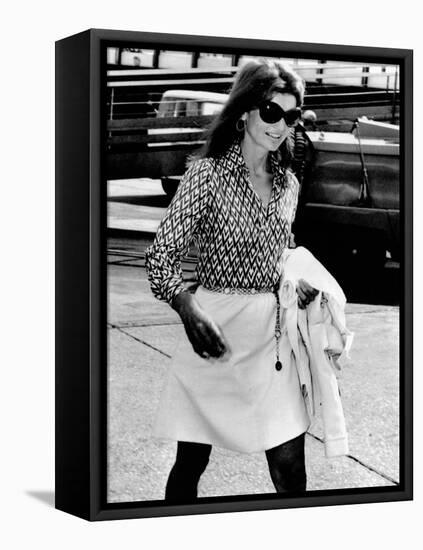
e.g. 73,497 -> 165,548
279,247 -> 354,458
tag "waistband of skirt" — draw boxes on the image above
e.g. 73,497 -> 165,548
201,285 -> 278,296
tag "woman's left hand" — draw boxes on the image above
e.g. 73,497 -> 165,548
296,278 -> 319,309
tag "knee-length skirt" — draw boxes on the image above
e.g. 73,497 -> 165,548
153,286 -> 310,453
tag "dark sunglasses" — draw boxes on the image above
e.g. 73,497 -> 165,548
258,100 -> 302,126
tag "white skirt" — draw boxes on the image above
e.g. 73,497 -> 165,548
153,286 -> 310,453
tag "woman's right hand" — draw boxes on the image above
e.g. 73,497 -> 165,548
172,291 -> 228,359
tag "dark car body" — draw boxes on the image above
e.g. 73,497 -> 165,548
293,121 -> 399,269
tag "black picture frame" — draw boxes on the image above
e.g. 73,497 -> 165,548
55,28 -> 413,521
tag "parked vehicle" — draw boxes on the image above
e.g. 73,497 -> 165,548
293,117 -> 399,270
156,89 -> 228,118
154,90 -> 228,195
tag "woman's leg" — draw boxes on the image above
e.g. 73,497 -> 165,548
165,441 -> 212,502
265,433 -> 306,493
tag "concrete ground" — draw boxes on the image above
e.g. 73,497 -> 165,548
106,178 -> 400,503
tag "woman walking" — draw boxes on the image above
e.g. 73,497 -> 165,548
145,58 -> 318,501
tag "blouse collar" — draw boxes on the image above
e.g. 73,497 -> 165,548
217,139 -> 286,185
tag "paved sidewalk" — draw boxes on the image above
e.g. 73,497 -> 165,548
108,179 -> 165,234
107,262 -> 399,503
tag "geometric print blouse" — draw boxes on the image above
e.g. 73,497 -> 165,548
145,139 -> 299,304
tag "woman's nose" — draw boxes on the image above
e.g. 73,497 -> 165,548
273,118 -> 289,135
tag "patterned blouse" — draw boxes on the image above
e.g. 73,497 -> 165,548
145,139 -> 299,304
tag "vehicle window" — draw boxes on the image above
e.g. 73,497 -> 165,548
201,102 -> 224,115
175,101 -> 187,117
157,99 -> 176,117
186,100 -> 200,117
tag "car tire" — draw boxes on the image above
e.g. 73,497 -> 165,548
161,178 -> 178,199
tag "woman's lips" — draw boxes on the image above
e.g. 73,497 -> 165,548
266,131 -> 283,140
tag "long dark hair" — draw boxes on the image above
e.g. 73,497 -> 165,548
197,58 -> 305,167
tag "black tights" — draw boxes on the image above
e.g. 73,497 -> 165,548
165,441 -> 212,502
265,433 -> 306,493
165,433 -> 306,502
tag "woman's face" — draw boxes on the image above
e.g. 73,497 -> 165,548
243,92 -> 297,154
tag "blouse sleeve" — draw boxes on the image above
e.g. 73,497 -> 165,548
144,158 -> 211,304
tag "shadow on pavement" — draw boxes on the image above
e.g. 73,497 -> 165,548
327,262 -> 400,306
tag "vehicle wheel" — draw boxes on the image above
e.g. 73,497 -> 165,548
161,177 -> 179,199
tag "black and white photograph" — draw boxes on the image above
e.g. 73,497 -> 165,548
4,0 -> 421,544
105,41 -> 404,505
